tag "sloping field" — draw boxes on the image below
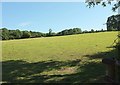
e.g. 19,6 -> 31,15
2,31 -> 118,83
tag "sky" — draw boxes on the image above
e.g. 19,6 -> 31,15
2,2 -> 118,33
2,0 -> 85,2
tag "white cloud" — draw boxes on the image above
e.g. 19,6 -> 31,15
19,22 -> 31,27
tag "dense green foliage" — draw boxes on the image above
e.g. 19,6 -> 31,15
57,28 -> 82,36
1,27 -> 109,40
107,14 -> 120,31
0,28 -> 45,40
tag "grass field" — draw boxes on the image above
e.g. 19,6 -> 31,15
2,31 -> 118,83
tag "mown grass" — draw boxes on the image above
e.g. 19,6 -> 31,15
2,31 -> 118,83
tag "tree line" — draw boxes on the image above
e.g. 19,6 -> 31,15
0,28 -> 46,40
0,28 -> 108,40
57,28 -> 82,36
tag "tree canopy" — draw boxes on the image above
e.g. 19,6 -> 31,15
85,0 -> 120,11
107,14 -> 120,31
1,27 -> 109,40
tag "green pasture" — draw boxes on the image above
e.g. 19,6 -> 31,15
2,31 -> 118,83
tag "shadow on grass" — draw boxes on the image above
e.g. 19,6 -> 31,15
2,59 -> 81,83
84,48 -> 118,59
2,48 -> 118,83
